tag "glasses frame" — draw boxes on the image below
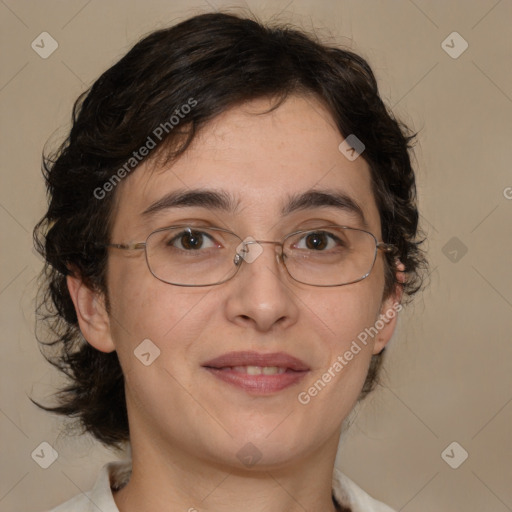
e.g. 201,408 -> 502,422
105,224 -> 396,287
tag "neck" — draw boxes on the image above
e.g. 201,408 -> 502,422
113,430 -> 342,512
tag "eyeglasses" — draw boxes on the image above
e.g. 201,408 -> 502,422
105,225 -> 395,287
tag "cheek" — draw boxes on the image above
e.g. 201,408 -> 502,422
106,259 -> 212,364
106,276 -> 214,416
294,287 -> 384,436
319,279 -> 383,351
308,279 -> 384,397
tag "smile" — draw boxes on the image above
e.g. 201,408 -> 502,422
202,351 -> 310,395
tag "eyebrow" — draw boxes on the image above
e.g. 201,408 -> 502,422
142,187 -> 367,227
142,188 -> 241,216
282,188 -> 367,227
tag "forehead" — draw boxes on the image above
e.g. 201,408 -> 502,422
111,94 -> 381,238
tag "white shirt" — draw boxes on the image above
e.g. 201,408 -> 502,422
45,460 -> 396,512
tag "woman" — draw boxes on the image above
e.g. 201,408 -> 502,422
34,12 -> 426,512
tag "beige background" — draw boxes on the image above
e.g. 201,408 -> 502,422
1,0 -> 511,511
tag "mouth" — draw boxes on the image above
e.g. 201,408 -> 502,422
202,351 -> 310,395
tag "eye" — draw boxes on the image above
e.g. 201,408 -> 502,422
294,231 -> 344,251
167,229 -> 219,251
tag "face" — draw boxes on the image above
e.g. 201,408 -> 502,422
75,94 -> 400,469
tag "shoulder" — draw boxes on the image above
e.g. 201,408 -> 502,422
332,468 -> 397,512
43,460 -> 130,512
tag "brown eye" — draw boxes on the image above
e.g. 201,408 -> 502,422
304,232 -> 329,250
295,231 -> 344,251
179,231 -> 203,250
167,230 -> 216,251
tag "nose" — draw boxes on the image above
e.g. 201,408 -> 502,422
234,239 -> 282,268
225,239 -> 299,332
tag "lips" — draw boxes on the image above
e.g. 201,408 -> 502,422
202,351 -> 310,395
202,351 -> 310,371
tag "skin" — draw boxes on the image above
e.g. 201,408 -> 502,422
68,94 -> 403,512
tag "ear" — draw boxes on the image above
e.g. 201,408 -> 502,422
372,261 -> 406,355
67,274 -> 116,353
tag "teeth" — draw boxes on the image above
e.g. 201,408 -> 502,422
231,366 -> 286,375
263,366 -> 286,375
247,365 -> 262,375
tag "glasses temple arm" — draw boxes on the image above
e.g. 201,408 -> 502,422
105,242 -> 146,250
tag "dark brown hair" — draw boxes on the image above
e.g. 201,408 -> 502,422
33,11 -> 427,448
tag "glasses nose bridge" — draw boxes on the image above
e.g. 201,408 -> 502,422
239,238 -> 285,266
253,239 -> 283,248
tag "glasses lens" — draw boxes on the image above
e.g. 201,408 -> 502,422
144,225 -> 378,287
283,227 -> 378,286
145,226 -> 240,286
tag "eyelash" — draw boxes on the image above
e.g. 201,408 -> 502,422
162,228 -> 347,254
